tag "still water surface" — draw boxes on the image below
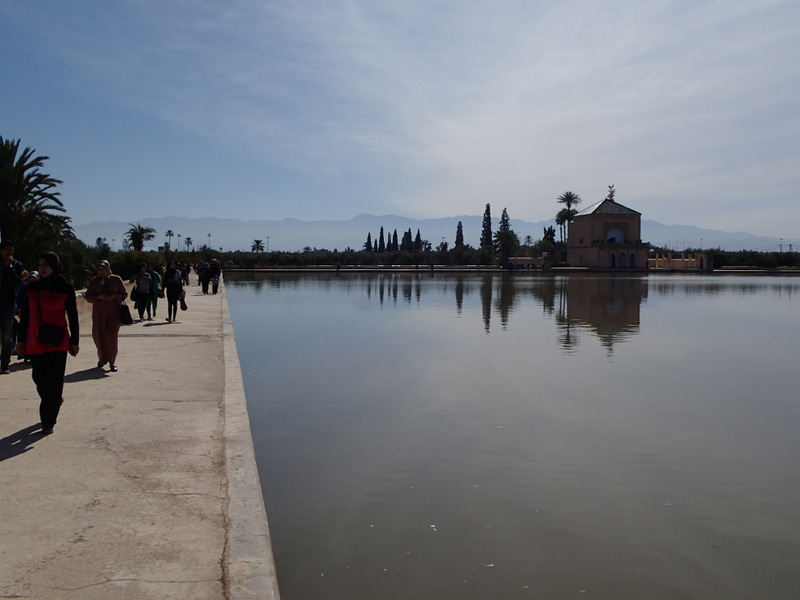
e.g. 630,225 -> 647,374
226,273 -> 800,600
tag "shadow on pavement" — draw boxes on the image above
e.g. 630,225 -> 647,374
65,368 -> 108,383
7,360 -> 32,373
0,424 -> 47,462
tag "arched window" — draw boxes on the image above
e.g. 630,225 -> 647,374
610,253 -> 616,268
619,252 -> 628,268
629,253 -> 637,268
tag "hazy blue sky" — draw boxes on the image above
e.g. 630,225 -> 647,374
3,1 -> 798,240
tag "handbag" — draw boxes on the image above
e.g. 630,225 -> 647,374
179,289 -> 188,311
38,322 -> 66,347
120,303 -> 134,325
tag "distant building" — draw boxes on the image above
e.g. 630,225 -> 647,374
566,198 -> 649,270
648,252 -> 713,271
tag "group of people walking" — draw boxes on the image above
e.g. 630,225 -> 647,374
127,260 -> 188,323
196,259 -> 221,295
0,243 -> 207,436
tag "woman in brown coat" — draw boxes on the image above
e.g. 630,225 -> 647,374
84,260 -> 127,372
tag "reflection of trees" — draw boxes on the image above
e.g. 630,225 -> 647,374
650,280 -> 798,299
403,280 -> 412,304
224,272 -> 648,350
525,277 -> 557,316
225,272 -> 799,356
480,276 -> 492,333
495,275 -> 517,330
554,278 -> 579,353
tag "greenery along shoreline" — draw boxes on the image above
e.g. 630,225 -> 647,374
3,136 -> 797,289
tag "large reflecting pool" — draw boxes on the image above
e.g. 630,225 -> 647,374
226,272 -> 800,600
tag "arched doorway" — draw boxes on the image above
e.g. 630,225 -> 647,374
610,253 -> 616,268
629,253 -> 637,268
619,252 -> 628,268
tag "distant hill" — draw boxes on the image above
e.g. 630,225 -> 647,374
73,214 -> 783,253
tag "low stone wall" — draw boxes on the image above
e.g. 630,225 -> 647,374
648,252 -> 712,271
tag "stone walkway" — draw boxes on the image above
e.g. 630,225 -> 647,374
0,281 -> 279,600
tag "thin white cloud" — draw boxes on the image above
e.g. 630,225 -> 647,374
3,0 -> 799,236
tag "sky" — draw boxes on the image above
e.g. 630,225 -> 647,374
2,0 -> 799,242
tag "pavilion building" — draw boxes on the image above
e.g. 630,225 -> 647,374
566,198 -> 649,270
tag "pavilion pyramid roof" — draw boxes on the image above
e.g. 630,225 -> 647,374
575,199 -> 640,217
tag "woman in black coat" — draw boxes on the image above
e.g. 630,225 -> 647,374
16,251 -> 79,434
162,260 -> 184,323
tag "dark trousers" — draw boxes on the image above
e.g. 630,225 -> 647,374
31,351 -> 67,429
166,292 -> 179,321
136,294 -> 151,320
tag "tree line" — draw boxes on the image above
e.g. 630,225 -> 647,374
0,134 -> 596,274
3,136 -> 797,278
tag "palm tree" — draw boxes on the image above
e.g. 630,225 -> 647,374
165,229 -> 174,250
0,137 -> 66,244
556,191 -> 582,243
125,223 -> 156,252
555,207 -> 574,244
184,237 -> 193,252
251,239 -> 265,252
557,190 -> 582,211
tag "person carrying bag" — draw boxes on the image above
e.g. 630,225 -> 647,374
16,251 -> 79,435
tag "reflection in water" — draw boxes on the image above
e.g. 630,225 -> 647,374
561,275 -> 647,355
227,271 -> 649,353
650,277 -> 797,298
226,272 -> 800,600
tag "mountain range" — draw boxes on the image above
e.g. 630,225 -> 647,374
73,214 -> 784,254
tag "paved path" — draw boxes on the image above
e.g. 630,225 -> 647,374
0,281 -> 279,600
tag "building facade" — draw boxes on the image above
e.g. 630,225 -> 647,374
648,252 -> 713,271
566,199 -> 649,270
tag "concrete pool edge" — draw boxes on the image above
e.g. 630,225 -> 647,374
221,284 -> 281,600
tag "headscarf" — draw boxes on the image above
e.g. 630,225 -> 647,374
38,251 -> 63,275
98,260 -> 112,275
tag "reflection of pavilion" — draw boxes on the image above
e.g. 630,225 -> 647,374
559,276 -> 647,353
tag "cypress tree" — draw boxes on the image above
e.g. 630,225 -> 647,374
364,232 -> 372,252
402,229 -> 412,252
480,203 -> 493,249
414,229 -> 423,252
378,227 -> 386,252
499,207 -> 510,231
455,221 -> 464,247
391,229 -> 398,252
